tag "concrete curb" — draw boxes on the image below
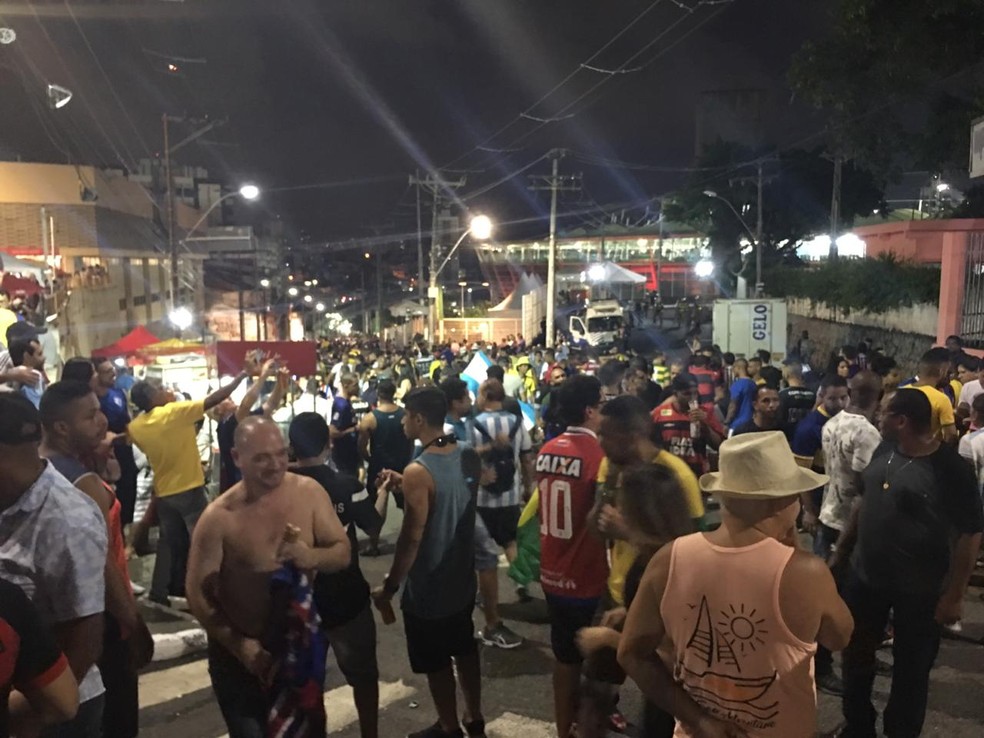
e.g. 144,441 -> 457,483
140,599 -> 208,663
151,627 -> 208,662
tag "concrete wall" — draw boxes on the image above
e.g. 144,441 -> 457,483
787,299 -> 937,373
786,298 -> 938,336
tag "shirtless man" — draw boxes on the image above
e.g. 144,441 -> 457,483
186,416 -> 351,738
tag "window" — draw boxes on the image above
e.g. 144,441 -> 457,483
587,316 -> 622,331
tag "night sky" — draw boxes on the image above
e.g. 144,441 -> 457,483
0,0 -> 831,244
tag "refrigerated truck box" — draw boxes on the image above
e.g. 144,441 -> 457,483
712,298 -> 788,362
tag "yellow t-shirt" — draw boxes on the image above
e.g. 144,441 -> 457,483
909,385 -> 955,438
949,379 -> 962,408
600,451 -> 705,606
128,400 -> 206,497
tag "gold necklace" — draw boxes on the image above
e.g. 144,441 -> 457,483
882,451 -> 917,490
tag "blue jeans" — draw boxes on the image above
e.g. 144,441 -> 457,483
150,486 -> 207,602
840,567 -> 941,738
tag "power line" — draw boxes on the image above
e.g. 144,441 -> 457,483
439,0 -> 670,171
62,0 -> 153,159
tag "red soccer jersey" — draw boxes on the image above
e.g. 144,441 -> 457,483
536,427 -> 608,599
651,399 -> 725,479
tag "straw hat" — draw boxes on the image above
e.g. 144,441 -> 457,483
700,431 -> 828,499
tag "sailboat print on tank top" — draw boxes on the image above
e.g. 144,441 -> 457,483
675,595 -> 780,726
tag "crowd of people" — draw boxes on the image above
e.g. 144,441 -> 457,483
1,313 -> 982,738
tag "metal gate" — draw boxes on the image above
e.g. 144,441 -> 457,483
960,232 -> 984,348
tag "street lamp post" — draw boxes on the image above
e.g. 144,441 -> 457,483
703,190 -> 762,296
173,184 -> 260,309
428,215 -> 492,341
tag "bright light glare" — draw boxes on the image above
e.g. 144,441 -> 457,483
113,357 -> 126,368
469,215 -> 493,240
238,184 -> 260,201
315,302 -> 325,312
936,183 -> 950,193
694,260 -> 715,279
259,278 -> 270,288
288,286 -> 299,296
169,307 -> 193,330
703,190 -> 718,198
303,294 -> 313,303
587,264 -> 606,282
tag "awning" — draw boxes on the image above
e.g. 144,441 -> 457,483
138,338 -> 207,359
92,326 -> 161,358
0,252 -> 46,278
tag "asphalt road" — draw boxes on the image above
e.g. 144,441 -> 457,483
132,499 -> 984,738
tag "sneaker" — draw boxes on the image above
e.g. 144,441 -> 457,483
131,583 -> 146,597
462,718 -> 486,738
408,722 -> 464,738
816,670 -> 844,696
515,585 -> 532,603
479,622 -> 523,649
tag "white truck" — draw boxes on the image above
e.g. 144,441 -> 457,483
569,299 -> 625,351
712,298 -> 788,362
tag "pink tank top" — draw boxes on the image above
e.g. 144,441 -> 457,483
660,534 -> 817,738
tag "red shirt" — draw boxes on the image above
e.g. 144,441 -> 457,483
536,427 -> 608,599
652,399 -> 725,479
689,366 -> 720,406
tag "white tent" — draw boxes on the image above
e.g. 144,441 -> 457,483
388,299 -> 427,317
0,252 -> 45,278
489,272 -> 544,313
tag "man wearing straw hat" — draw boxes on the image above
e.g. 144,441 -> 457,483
618,432 -> 855,738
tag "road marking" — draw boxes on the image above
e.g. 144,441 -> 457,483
210,679 -> 415,737
486,711 -> 556,738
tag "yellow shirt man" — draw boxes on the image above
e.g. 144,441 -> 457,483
599,450 -> 705,605
908,385 -> 956,440
128,399 -> 207,497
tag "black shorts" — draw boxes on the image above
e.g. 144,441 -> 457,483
402,604 -> 477,675
545,594 -> 601,665
477,505 -> 521,548
325,603 -> 379,686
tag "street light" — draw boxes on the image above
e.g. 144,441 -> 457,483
303,294 -> 313,303
315,302 -> 325,312
288,286 -> 299,297
169,306 -> 193,335
703,190 -> 762,295
428,215 -> 494,340
694,259 -> 715,279
175,183 -> 261,308
259,278 -> 270,288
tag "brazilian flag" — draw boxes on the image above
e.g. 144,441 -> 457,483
507,490 -> 540,587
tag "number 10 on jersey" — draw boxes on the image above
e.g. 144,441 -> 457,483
539,479 -> 573,540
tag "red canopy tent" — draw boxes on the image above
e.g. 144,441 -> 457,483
92,326 -> 160,358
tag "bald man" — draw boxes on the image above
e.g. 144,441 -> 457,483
186,416 -> 351,738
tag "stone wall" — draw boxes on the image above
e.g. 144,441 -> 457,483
786,299 -> 938,374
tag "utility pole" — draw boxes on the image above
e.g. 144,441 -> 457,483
755,160 -> 764,296
529,150 -> 580,348
162,114 -> 226,310
413,171 -> 424,302
409,171 -> 467,342
163,114 -> 176,309
829,154 -> 843,261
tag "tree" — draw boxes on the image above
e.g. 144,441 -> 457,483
790,0 -> 984,181
664,142 -> 883,282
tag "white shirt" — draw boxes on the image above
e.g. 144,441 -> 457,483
502,372 -> 523,398
272,392 -> 334,426
820,410 -> 882,531
958,378 -> 983,408
470,409 -> 532,508
959,428 -> 984,495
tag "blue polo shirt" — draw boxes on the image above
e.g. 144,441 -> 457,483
99,387 -> 131,434
790,406 -> 832,464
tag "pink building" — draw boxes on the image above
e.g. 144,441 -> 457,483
854,218 -> 984,348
